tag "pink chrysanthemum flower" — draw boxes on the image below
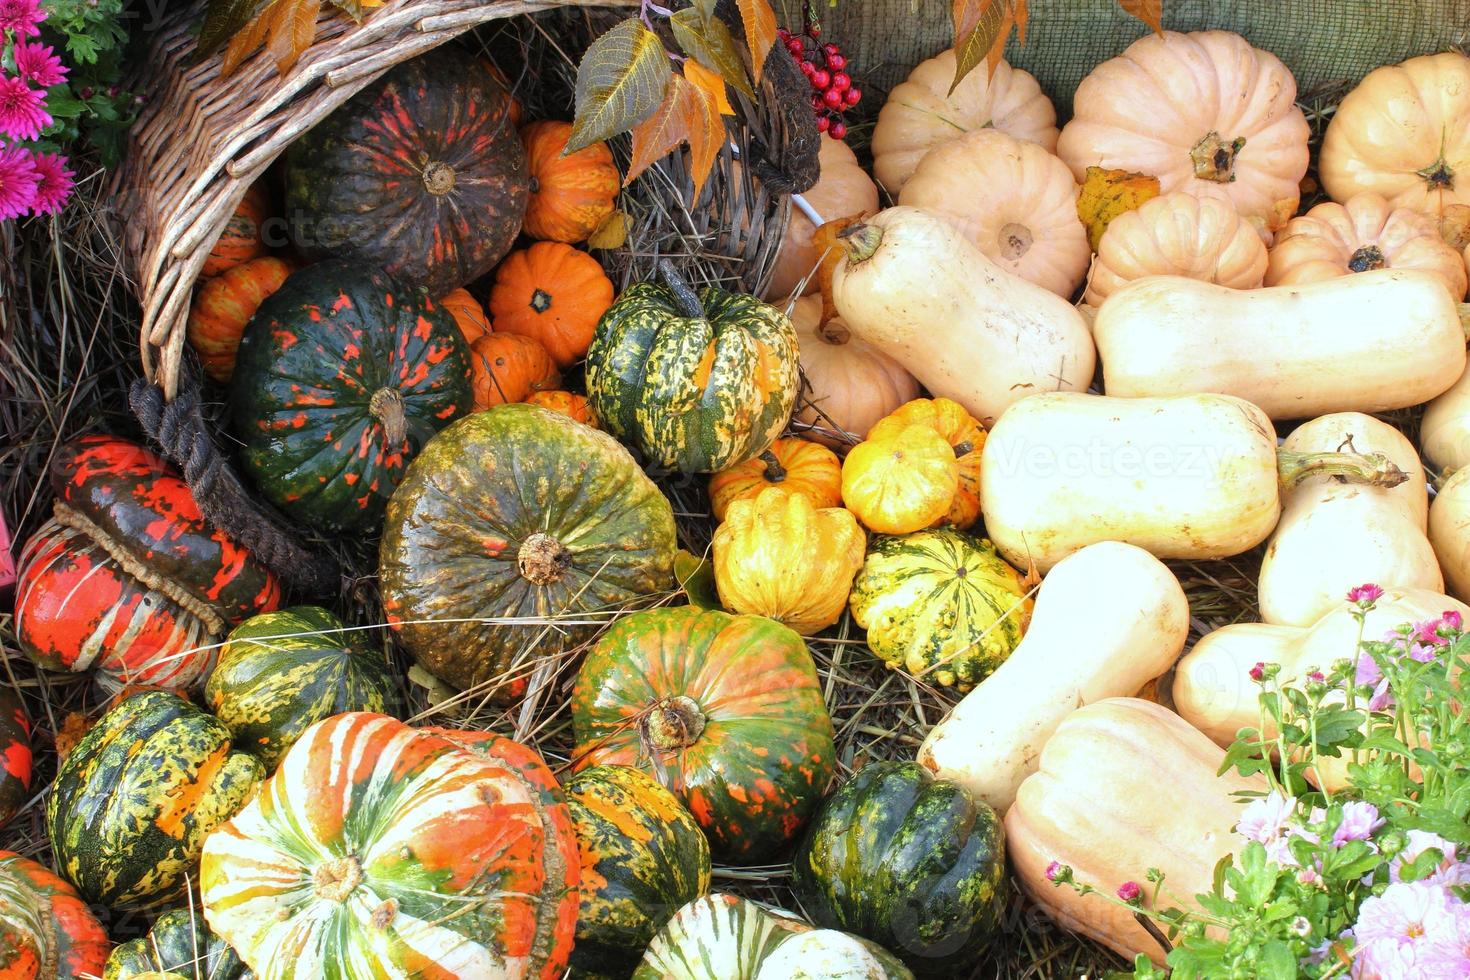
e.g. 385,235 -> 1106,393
1441,609 -> 1463,632
1116,881 -> 1142,904
11,42 -> 67,87
1235,791 -> 1296,844
0,75 -> 51,141
1334,802 -> 1384,847
27,152 -> 73,215
1390,831 -> 1470,888
1349,583 -> 1385,605
0,0 -> 45,36
0,145 -> 38,220
1352,881 -> 1460,979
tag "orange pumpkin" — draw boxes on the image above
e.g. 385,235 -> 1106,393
469,333 -> 561,409
707,437 -> 843,521
187,256 -> 293,383
521,120 -> 621,243
524,390 -> 598,427
481,58 -> 523,127
203,183 -> 271,278
790,296 -> 920,448
767,139 -> 880,299
868,398 -> 985,529
439,287 -> 491,346
489,242 -> 615,367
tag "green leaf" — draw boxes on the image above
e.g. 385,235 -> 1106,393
569,19 -> 672,153
44,87 -> 86,120
950,0 -> 1009,94
196,0 -> 268,60
1261,941 -> 1297,980
674,549 -> 723,610
670,1 -> 756,101
1211,853 -> 1231,896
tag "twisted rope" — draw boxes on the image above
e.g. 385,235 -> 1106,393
129,376 -> 338,594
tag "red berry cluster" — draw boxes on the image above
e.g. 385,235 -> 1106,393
778,25 -> 861,141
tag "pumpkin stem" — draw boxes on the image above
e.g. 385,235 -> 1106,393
518,532 -> 573,585
370,387 -> 408,446
1276,449 -> 1409,491
838,222 -> 883,264
1416,154 -> 1455,189
642,695 -> 706,751
423,161 -> 457,196
997,222 -> 1033,261
657,258 -> 706,320
760,449 -> 787,482
816,318 -> 851,344
529,288 -> 553,314
1189,131 -> 1246,183
1348,245 -> 1387,273
313,856 -> 363,902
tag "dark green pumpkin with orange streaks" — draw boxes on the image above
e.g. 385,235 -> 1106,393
791,761 -> 1007,975
46,690 -> 263,909
585,274 -> 800,474
564,765 -> 711,978
570,607 -> 836,862
284,47 -> 527,298
104,907 -> 251,980
228,260 -> 471,535
380,404 -> 676,702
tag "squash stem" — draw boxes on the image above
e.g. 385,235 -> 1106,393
837,222 -> 883,263
1276,449 -> 1409,491
642,695 -> 706,751
369,387 -> 408,446
657,258 -> 706,319
759,449 -> 787,482
1189,131 -> 1245,183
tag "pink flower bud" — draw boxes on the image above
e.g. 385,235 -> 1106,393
1117,881 -> 1143,903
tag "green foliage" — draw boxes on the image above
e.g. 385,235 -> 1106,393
31,0 -> 136,167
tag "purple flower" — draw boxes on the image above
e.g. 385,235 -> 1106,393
1390,831 -> 1470,888
1351,881 -> 1463,979
1349,583 -> 1386,605
1356,651 -> 1394,711
1333,802 -> 1385,847
0,0 -> 45,36
27,152 -> 72,215
1117,880 -> 1142,904
0,145 -> 37,220
0,75 -> 51,141
1236,791 -> 1297,844
1045,860 -> 1064,882
11,42 -> 67,87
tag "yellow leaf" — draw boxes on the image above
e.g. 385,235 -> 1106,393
1116,0 -> 1164,34
569,19 -> 673,153
1077,166 -> 1161,251
677,73 -> 725,203
737,0 -> 779,83
266,0 -> 320,74
625,82 -> 689,186
204,0 -> 373,77
951,0 -> 1015,92
588,210 -> 631,250
685,59 -> 735,115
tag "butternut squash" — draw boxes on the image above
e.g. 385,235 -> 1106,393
1259,413 -> 1442,627
1092,269 -> 1467,420
1429,467 -> 1470,602
832,207 -> 1095,425
1006,698 -> 1263,966
918,542 -> 1188,814
979,392 -> 1407,574
1174,586 -> 1470,790
1422,357 -> 1470,475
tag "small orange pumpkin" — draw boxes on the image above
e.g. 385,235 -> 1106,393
187,256 -> 293,382
439,287 -> 491,346
470,333 -> 561,409
841,424 -> 960,535
525,390 -> 598,428
203,183 -> 271,278
481,58 -> 523,127
521,120 -> 621,243
489,242 -> 615,367
868,398 -> 985,529
707,437 -> 843,521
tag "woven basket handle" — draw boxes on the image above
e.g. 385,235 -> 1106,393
130,375 -> 339,594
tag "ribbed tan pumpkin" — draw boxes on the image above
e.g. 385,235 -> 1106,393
767,139 -> 879,300
1266,193 -> 1468,299
900,130 -> 1089,298
790,296 -> 919,448
1084,193 -> 1268,305
871,50 -> 1058,195
1058,30 -> 1311,237
1006,698 -> 1262,967
1319,52 -> 1470,216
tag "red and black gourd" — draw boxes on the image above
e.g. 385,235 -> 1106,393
228,260 -> 472,535
0,849 -> 111,979
284,46 -> 527,298
790,761 -> 1008,975
14,436 -> 281,692
0,689 -> 32,831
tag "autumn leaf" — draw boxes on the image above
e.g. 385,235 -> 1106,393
813,214 -> 868,328
679,72 -> 725,203
625,80 -> 690,187
685,59 -> 735,115
624,73 -> 724,203
671,0 -> 755,101
569,19 -> 672,153
675,549 -> 722,610
1116,0 -> 1164,34
951,0 -> 1016,93
588,210 -> 632,250
737,0 -> 780,83
1077,166 -> 1161,251
199,0 -> 381,76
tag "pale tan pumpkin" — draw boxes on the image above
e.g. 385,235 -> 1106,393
767,140 -> 879,300
1084,192 -> 1268,305
1266,193 -> 1468,299
1057,30 -> 1310,236
790,296 -> 919,448
1441,204 -> 1470,292
1319,52 -> 1470,217
899,130 -> 1089,298
871,50 -> 1058,196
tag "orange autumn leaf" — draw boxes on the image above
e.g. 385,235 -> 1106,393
814,214 -> 868,328
1117,0 -> 1164,33
737,0 -> 780,83
626,81 -> 690,186
678,73 -> 725,202
685,58 -> 735,115
205,0 -> 384,77
624,73 -> 724,203
1077,165 -> 1161,251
